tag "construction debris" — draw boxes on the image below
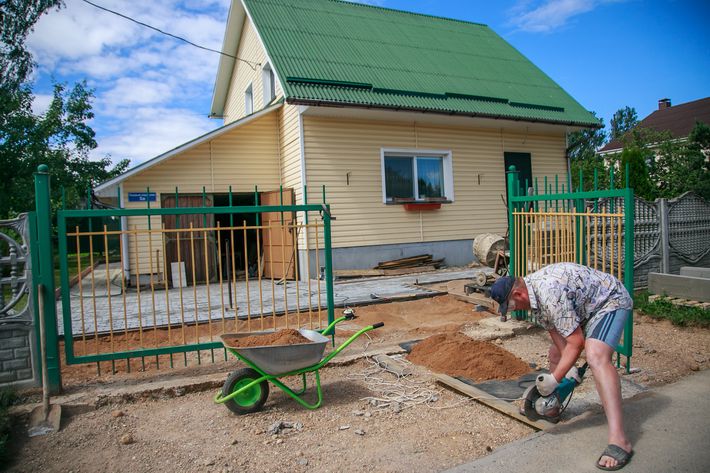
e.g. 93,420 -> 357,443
334,254 -> 444,279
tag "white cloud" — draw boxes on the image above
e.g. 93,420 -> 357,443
91,107 -> 218,167
31,94 -> 54,115
101,77 -> 175,108
508,0 -> 625,33
26,0 -> 231,167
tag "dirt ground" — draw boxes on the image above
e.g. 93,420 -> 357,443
7,293 -> 710,473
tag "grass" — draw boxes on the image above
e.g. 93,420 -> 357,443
635,291 -> 710,328
0,389 -> 16,464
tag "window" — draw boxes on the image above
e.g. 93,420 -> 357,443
262,63 -> 275,105
245,84 -> 253,115
381,150 -> 454,203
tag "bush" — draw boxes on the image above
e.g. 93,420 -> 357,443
635,291 -> 710,327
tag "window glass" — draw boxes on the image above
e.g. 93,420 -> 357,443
245,85 -> 253,114
263,65 -> 275,104
385,156 -> 414,200
417,157 -> 444,199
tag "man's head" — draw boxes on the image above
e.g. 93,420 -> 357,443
489,276 -> 531,317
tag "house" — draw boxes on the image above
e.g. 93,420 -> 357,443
94,0 -> 600,284
598,97 -> 710,156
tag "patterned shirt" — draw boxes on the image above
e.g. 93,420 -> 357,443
523,263 -> 633,337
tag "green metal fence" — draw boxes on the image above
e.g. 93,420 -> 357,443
31,165 -> 336,392
506,164 -> 635,370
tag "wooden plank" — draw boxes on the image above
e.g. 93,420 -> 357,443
648,273 -> 710,303
381,265 -> 436,276
334,269 -> 385,278
648,294 -> 660,302
433,373 -> 556,431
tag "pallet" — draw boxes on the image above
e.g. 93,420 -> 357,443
648,294 -> 710,309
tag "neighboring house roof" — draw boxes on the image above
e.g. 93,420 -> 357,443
94,101 -> 283,196
212,0 -> 599,128
599,97 -> 710,154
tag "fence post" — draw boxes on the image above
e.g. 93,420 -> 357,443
322,206 -> 335,329
33,164 -> 62,393
658,198 -> 670,273
506,165 -> 518,277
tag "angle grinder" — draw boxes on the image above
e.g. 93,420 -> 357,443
522,362 -> 588,423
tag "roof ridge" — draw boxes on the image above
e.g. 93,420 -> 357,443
329,0 -> 489,28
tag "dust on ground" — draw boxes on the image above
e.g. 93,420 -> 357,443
7,292 -> 710,473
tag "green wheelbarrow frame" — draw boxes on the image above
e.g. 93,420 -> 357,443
214,315 -> 383,413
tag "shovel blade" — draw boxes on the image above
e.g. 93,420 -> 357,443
27,404 -> 61,437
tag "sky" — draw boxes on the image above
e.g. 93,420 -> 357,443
27,0 -> 710,168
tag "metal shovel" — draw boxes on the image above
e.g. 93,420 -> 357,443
28,284 -> 61,437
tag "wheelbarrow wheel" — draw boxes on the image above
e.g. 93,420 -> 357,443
222,368 -> 269,414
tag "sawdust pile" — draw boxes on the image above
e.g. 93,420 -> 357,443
223,329 -> 312,348
407,332 -> 531,381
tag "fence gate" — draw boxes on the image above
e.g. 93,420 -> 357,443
30,165 -> 336,392
506,165 -> 635,370
0,214 -> 37,389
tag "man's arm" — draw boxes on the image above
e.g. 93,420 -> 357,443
550,326 -> 584,381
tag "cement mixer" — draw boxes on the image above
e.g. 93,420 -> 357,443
472,233 -> 508,269
469,233 -> 509,291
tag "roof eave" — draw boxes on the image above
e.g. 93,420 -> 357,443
285,97 -> 601,129
209,0 -> 246,118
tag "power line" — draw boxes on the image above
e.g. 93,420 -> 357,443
81,0 -> 260,70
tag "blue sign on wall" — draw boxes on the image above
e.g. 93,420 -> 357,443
127,192 -> 157,202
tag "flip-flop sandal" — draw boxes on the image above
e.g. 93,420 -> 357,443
596,444 -> 634,471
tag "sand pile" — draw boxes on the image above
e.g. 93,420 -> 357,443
407,332 -> 531,381
224,329 -> 312,348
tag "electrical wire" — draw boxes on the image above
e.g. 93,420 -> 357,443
81,0 -> 260,70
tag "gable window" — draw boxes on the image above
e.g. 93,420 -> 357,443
245,84 -> 253,115
381,149 -> 454,203
262,63 -> 275,105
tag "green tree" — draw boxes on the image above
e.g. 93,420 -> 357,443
653,122 -> 710,199
619,146 -> 655,200
568,113 -> 611,191
0,0 -> 128,218
610,106 -> 638,142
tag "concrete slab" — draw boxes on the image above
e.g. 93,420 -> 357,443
56,267 -> 482,336
648,272 -> 710,302
680,266 -> 710,279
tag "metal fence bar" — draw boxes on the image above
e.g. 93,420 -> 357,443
56,207 -> 333,370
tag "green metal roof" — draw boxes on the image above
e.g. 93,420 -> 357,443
243,0 -> 600,127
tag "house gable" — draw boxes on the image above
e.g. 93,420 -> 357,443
221,13 -> 284,123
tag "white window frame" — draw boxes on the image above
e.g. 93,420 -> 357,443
244,83 -> 253,115
262,63 -> 275,106
380,148 -> 455,204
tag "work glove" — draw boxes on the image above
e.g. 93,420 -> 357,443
565,366 -> 581,384
535,373 -> 559,396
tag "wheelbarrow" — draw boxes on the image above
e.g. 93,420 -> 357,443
214,314 -> 383,414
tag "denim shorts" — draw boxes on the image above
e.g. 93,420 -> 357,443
586,309 -> 631,348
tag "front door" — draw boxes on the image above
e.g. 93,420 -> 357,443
504,152 -> 533,199
260,189 -> 295,280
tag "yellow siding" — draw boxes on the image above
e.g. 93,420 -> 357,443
223,17 -> 284,124
303,116 -> 567,248
123,112 -> 282,275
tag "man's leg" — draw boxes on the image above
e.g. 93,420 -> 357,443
585,338 -> 632,469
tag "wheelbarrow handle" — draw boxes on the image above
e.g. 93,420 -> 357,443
372,322 -> 384,329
